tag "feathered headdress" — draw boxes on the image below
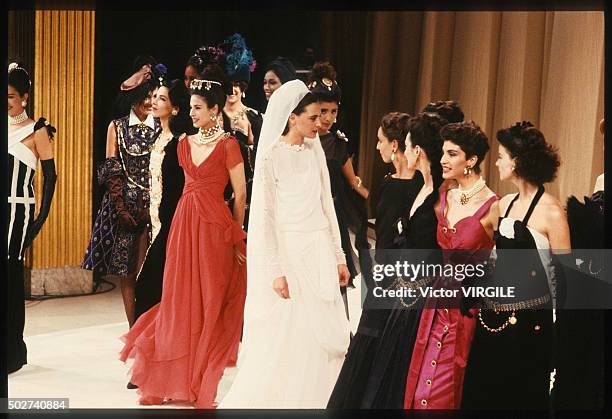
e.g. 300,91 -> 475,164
219,33 -> 256,83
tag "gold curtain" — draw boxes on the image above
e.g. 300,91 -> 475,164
29,10 -> 95,269
358,11 -> 604,205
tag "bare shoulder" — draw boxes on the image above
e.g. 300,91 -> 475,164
497,193 -> 517,214
539,191 -> 563,207
538,192 -> 566,221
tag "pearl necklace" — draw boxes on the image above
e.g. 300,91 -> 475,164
9,110 -> 28,125
457,176 -> 486,205
194,124 -> 228,146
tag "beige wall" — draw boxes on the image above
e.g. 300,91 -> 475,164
358,11 -> 604,208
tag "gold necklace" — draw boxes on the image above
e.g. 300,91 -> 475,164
231,108 -> 246,127
458,176 -> 486,205
478,309 -> 517,333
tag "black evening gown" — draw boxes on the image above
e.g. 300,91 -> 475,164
320,131 -> 369,290
327,172 -> 423,408
361,189 -> 440,408
462,186 -> 555,409
551,190 -> 605,409
134,135 -> 185,320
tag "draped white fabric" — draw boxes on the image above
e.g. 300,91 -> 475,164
219,80 -> 351,408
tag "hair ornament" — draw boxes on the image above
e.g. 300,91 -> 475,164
509,121 -> 534,138
8,62 -> 32,85
190,78 -> 222,91
154,63 -> 168,85
193,45 -> 226,68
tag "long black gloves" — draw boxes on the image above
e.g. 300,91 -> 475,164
23,158 -> 57,249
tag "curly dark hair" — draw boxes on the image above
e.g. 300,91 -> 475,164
407,112 -> 446,188
380,112 -> 412,152
422,100 -> 464,124
440,121 -> 489,174
308,61 -> 341,104
496,121 -> 560,185
189,64 -> 233,111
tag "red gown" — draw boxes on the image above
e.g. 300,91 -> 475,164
404,191 -> 497,409
119,136 -> 247,408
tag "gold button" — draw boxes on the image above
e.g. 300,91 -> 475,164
426,379 -> 432,385
534,325 -> 541,331
443,325 -> 449,332
431,360 -> 436,366
421,399 -> 427,406
444,308 -> 449,314
436,341 -> 442,348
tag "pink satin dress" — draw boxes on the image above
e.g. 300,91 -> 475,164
404,191 -> 498,409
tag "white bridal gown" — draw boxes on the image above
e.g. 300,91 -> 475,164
218,138 -> 351,408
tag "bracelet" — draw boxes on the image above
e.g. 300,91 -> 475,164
354,176 -> 362,189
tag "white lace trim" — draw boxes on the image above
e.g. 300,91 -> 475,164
278,140 -> 305,152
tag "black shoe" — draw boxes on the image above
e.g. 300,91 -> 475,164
127,382 -> 138,389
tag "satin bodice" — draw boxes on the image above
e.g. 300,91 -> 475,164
437,190 -> 498,253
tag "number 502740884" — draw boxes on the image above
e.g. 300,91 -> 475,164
6,398 -> 69,410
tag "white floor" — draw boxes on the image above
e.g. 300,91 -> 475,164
8,274 -> 364,409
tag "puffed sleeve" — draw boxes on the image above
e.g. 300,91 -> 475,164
225,136 -> 245,170
262,156 -> 284,278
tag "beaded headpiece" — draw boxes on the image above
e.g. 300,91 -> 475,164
219,33 -> 256,83
190,79 -> 222,91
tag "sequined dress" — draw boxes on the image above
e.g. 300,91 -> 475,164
82,113 -> 160,277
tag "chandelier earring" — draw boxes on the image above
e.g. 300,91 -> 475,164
210,112 -> 217,121
391,150 -> 397,162
242,91 -> 246,99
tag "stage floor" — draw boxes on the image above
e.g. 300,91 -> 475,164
9,273 -> 364,408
